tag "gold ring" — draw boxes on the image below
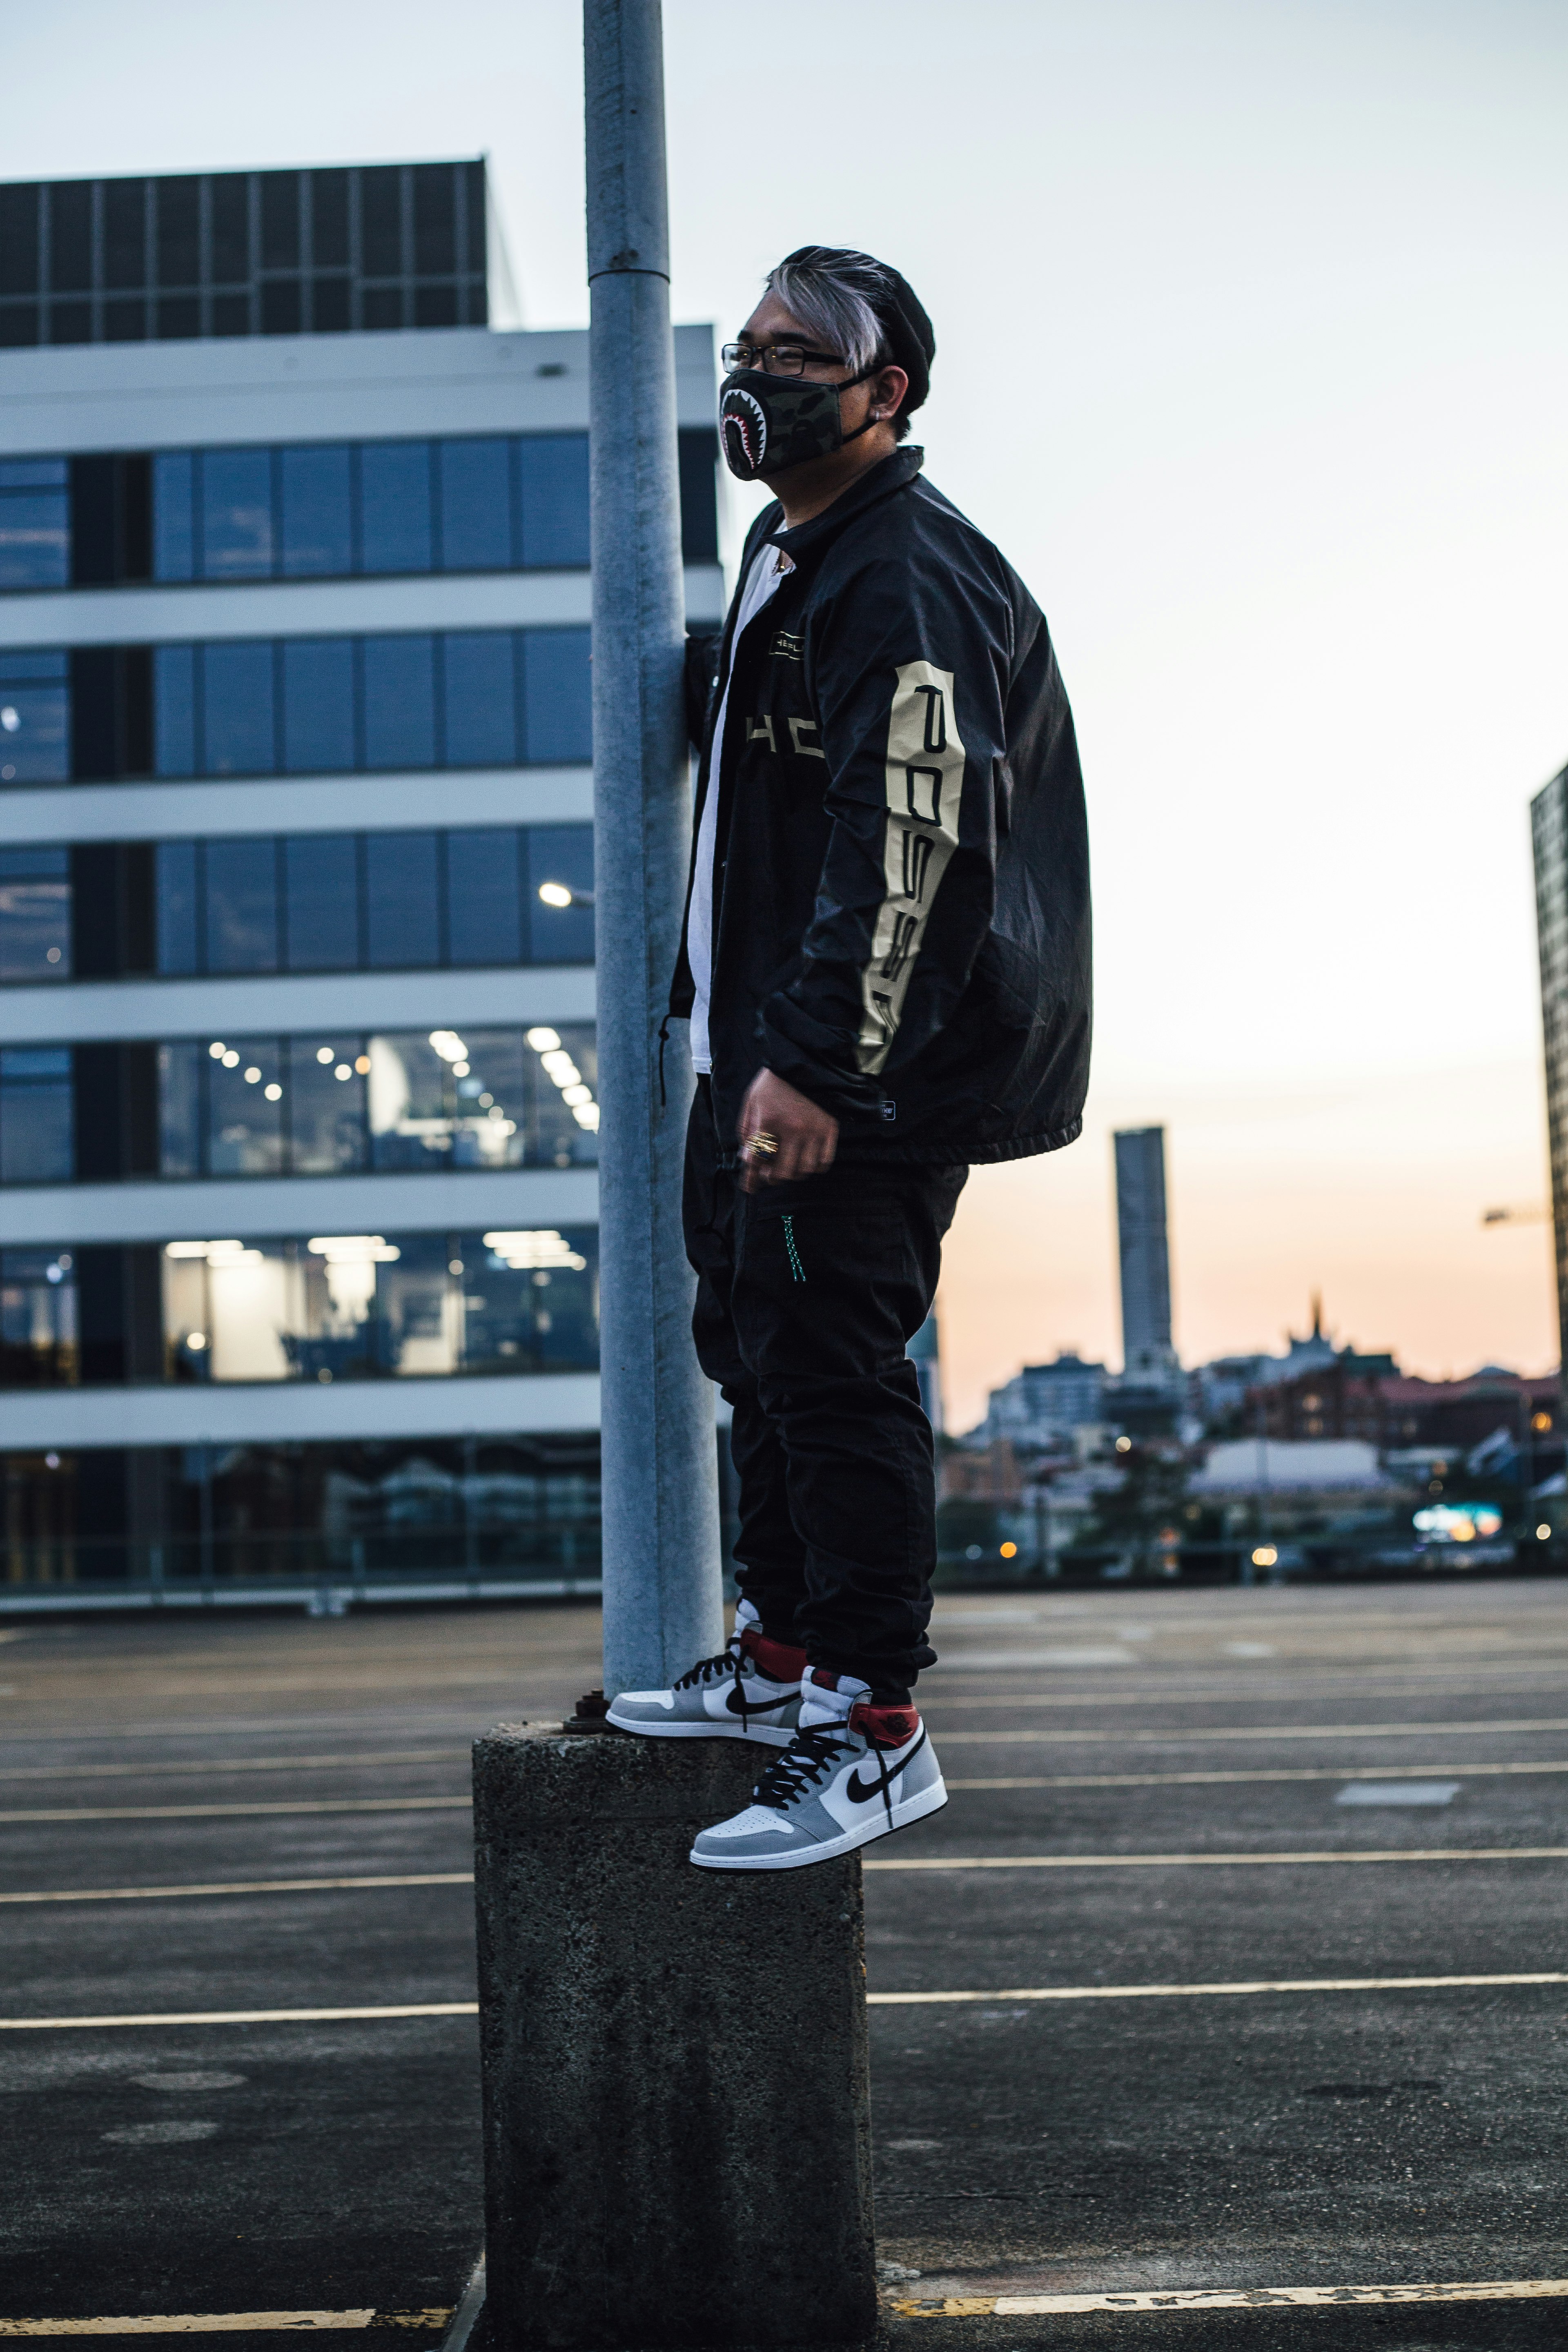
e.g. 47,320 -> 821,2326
744,1131 -> 780,1156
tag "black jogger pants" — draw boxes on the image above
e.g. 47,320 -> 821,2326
683,1080 -> 966,1700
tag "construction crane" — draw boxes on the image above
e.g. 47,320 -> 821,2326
1481,1204 -> 1550,1226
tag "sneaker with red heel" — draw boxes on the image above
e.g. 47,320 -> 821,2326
606,1600 -> 804,1746
688,1664 -> 947,1871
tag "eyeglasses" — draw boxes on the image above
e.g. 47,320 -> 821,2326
722,341 -> 848,378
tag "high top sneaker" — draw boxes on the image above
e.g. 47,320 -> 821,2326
688,1664 -> 947,1871
606,1601 -> 805,1746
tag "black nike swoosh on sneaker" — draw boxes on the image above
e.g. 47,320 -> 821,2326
843,1728 -> 927,1803
724,1686 -> 796,1718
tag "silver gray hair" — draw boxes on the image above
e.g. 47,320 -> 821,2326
764,250 -> 893,373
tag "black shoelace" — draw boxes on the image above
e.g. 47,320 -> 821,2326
756,1721 -> 909,1828
672,1640 -> 746,1693
754,1723 -> 856,1808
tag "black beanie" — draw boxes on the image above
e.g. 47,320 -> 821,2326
777,247 -> 935,415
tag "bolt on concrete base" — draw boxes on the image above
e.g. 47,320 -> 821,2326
474,1725 -> 877,2352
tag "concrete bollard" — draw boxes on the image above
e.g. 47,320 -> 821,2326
473,1725 -> 878,2351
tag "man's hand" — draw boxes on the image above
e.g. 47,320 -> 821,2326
737,1068 -> 839,1193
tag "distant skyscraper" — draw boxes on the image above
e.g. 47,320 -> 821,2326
1531,763 -> 1568,1379
1113,1126 -> 1181,1392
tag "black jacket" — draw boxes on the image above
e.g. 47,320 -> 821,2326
669,447 -> 1091,1166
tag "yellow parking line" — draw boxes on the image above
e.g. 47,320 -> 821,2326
0,2002 -> 479,2031
936,1718 -> 1568,1745
947,1760 -> 1568,1788
0,2312 -> 452,2336
6,1970 -> 1564,2029
865,1846 -> 1568,1870
868,1971 -> 1568,2005
0,1797 -> 471,1825
4,1842 -> 1559,1907
891,2278 -> 1568,2316
0,1873 -> 474,1907
2,1750 -> 468,1785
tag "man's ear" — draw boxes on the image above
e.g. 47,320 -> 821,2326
867,363 -> 909,423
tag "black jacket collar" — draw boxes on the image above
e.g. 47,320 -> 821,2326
762,445 -> 924,566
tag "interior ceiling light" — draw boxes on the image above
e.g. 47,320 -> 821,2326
307,1235 -> 402,1263
526,1027 -> 561,1052
428,1030 -> 469,1062
482,1228 -> 588,1271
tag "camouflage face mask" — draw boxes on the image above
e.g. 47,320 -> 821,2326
718,366 -> 880,483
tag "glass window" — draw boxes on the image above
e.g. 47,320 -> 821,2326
362,634 -> 436,770
152,452 -> 195,581
451,1029 -> 527,1170
0,480 -> 69,589
158,1041 -> 202,1177
367,1031 -> 456,1173
286,1035 -> 367,1175
283,833 -> 359,970
155,841 -> 199,976
280,444 -> 352,577
0,651 -> 69,785
201,1240 -> 297,1383
446,828 -> 521,965
201,640 -> 276,776
522,628 -> 592,764
0,847 -> 69,980
457,1226 -> 598,1373
364,833 -> 440,968
204,837 -> 279,974
366,1029 -> 530,1175
154,644 -> 196,777
441,632 -> 517,767
281,637 -> 355,773
294,1233 -> 390,1383
160,1246 -> 210,1381
0,1247 -> 77,1388
528,1020 -> 600,1167
198,449 -> 275,579
206,1037 -> 284,1174
359,442 -> 432,575
517,434 -> 590,569
0,1049 -> 73,1183
438,438 -> 512,571
525,824 -> 595,963
374,1232 -> 457,1376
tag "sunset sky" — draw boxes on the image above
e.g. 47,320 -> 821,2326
14,0 -> 1568,1430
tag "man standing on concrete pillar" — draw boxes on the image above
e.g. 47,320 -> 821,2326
608,247 -> 1091,1869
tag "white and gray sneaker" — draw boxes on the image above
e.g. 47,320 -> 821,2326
605,1600 -> 806,1746
689,1666 -> 947,1871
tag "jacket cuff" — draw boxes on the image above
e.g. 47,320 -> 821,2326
757,999 -> 886,1123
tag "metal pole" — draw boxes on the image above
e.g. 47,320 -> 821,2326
585,0 -> 723,1693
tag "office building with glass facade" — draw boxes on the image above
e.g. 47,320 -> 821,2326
0,161 -> 724,1605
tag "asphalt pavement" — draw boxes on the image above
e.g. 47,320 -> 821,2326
2,1577 -> 1566,2350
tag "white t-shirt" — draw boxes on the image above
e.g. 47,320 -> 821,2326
688,544 -> 791,1074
